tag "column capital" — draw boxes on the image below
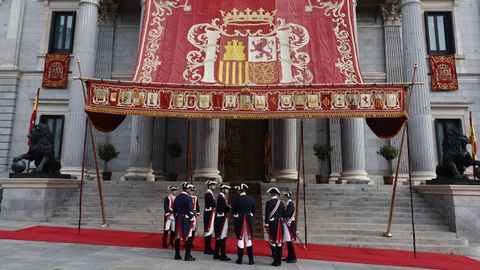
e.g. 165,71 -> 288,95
98,3 -> 119,25
140,0 -> 146,8
400,0 -> 421,8
353,0 -> 358,8
80,0 -> 101,7
380,4 -> 401,26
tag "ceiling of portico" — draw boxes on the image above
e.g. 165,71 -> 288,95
108,0 -> 140,10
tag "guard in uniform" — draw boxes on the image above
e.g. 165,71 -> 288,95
282,191 -> 297,263
203,180 -> 217,254
186,184 -> 200,248
213,183 -> 232,261
173,182 -> 196,261
264,187 -> 285,267
162,185 -> 177,248
232,183 -> 255,265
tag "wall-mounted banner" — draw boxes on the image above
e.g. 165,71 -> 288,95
134,0 -> 363,85
42,53 -> 70,89
429,55 -> 458,91
85,80 -> 407,119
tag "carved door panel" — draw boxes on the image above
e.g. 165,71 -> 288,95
225,120 -> 267,182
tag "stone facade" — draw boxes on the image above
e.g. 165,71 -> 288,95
0,0 -> 478,183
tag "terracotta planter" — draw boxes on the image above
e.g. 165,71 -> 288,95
167,173 -> 178,182
316,175 -> 329,184
102,171 -> 112,181
383,175 -> 394,185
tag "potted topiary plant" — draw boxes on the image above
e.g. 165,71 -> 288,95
98,143 -> 119,181
167,142 -> 182,181
313,144 -> 332,184
377,144 -> 399,185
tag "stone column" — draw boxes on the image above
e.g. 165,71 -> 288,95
400,0 -> 436,182
61,0 -> 100,178
0,0 -> 25,69
123,0 -> 156,181
381,4 -> 409,183
328,119 -> 342,183
86,1 -> 118,176
339,0 -> 370,184
194,119 -> 221,180
272,119 -> 297,182
152,118 -> 167,180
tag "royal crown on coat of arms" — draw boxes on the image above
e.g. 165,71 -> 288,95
220,8 -> 276,25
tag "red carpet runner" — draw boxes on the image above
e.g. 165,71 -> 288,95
0,226 -> 478,270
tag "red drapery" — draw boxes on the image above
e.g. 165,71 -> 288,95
85,0 -> 406,138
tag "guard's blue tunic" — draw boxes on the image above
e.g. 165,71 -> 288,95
264,197 -> 285,244
203,190 -> 216,232
173,192 -> 195,241
232,193 -> 255,240
283,200 -> 296,241
214,193 -> 230,239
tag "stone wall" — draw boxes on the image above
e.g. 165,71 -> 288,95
416,185 -> 480,244
0,179 -> 80,222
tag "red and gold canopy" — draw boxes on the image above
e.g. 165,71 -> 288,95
84,0 -> 407,138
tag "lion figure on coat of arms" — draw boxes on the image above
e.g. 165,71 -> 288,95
435,127 -> 480,180
13,124 -> 61,174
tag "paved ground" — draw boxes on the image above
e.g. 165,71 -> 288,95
0,239 -> 429,270
0,220 -> 463,270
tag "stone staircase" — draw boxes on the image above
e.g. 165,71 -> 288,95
261,183 -> 470,254
49,180 -> 471,254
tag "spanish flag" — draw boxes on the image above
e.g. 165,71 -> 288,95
470,111 -> 477,161
28,88 -> 40,145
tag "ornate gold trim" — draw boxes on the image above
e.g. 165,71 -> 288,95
86,104 -> 407,120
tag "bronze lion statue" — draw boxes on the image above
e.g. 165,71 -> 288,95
13,124 -> 61,174
435,127 -> 480,180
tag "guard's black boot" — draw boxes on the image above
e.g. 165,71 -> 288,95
174,239 -> 182,260
219,239 -> 231,261
162,231 -> 168,248
190,231 -> 196,248
204,236 -> 214,254
276,246 -> 283,266
213,238 -> 220,259
184,237 -> 196,261
286,241 -> 297,263
247,246 -> 255,265
270,245 -> 275,258
169,231 -> 175,247
235,247 -> 244,264
270,245 -> 277,266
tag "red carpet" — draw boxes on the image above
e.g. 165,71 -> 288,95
0,226 -> 478,270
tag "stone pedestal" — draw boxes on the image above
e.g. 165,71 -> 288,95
415,185 -> 480,243
0,178 -> 80,222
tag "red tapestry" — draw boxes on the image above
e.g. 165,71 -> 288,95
85,80 -> 407,120
429,55 -> 458,91
42,53 -> 70,89
133,0 -> 362,85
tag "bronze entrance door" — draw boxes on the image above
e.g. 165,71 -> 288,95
225,120 -> 268,182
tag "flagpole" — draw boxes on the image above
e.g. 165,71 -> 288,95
76,57 -> 109,228
470,111 -> 477,180
384,64 -> 418,238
